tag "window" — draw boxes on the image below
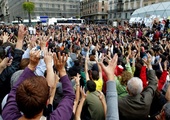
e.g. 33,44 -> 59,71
110,14 -> 112,19
117,13 -> 121,18
102,16 -> 105,19
39,3 -> 42,7
125,13 -> 127,19
58,5 -> 60,8
102,1 -> 104,5
113,13 -> 116,18
46,4 -> 49,8
102,8 -> 104,12
63,4 -> 66,10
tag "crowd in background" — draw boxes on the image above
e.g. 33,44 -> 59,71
0,19 -> 169,120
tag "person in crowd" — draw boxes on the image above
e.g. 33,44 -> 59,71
118,53 -> 157,120
81,80 -> 105,120
2,50 -> 75,120
85,51 -> 103,91
0,25 -> 26,113
0,18 -> 170,120
155,102 -> 170,120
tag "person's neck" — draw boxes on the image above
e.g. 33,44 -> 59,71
18,112 -> 43,120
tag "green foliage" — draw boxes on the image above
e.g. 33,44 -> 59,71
75,15 -> 80,18
22,2 -> 35,13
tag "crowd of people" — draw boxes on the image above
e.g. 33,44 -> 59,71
0,19 -> 169,120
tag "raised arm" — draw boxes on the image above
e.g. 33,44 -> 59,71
49,74 -> 59,105
2,50 -> 40,120
125,55 -> 132,74
96,58 -> 102,79
98,91 -> 107,119
158,58 -> 163,72
85,52 -> 90,81
131,54 -> 136,75
44,48 -> 55,88
75,87 -> 87,120
0,57 -> 12,74
142,53 -> 157,100
73,73 -> 81,114
99,54 -> 119,120
50,52 -> 75,120
0,25 -> 26,81
158,61 -> 168,91
16,25 -> 27,50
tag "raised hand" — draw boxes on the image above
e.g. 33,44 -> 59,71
126,55 -> 130,63
29,35 -> 37,49
2,32 -> 9,43
74,73 -> 81,85
98,91 -> 105,101
28,49 -> 41,71
142,53 -> 152,69
18,24 -> 27,41
44,48 -> 55,88
16,24 -> 27,50
39,35 -> 49,50
99,54 -> 118,80
44,48 -> 53,67
80,87 -> 87,99
53,52 -> 68,77
164,60 -> 168,71
0,57 -> 12,69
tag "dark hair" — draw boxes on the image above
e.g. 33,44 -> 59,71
74,60 -> 80,66
86,80 -> 96,92
16,76 -> 49,119
19,58 -> 30,69
92,49 -> 96,55
155,70 -> 162,80
91,70 -> 99,80
164,102 -> 170,120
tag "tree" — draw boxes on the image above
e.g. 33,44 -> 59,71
22,1 -> 35,26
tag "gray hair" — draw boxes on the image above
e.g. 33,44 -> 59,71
164,102 -> 170,120
127,77 -> 143,96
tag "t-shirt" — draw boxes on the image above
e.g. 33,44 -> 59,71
94,78 -> 103,91
84,91 -> 105,120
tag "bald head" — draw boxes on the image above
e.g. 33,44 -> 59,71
127,77 -> 143,96
165,85 -> 170,101
163,102 -> 170,120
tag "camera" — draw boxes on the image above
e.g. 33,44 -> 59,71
32,47 -> 44,59
0,46 -> 12,59
40,51 -> 44,59
5,46 -> 12,58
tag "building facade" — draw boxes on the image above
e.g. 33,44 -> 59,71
2,0 -> 80,23
108,0 -> 169,25
0,0 -> 9,23
81,0 -> 108,24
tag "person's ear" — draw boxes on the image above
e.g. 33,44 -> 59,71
161,109 -> 165,119
126,86 -> 130,95
46,99 -> 50,106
